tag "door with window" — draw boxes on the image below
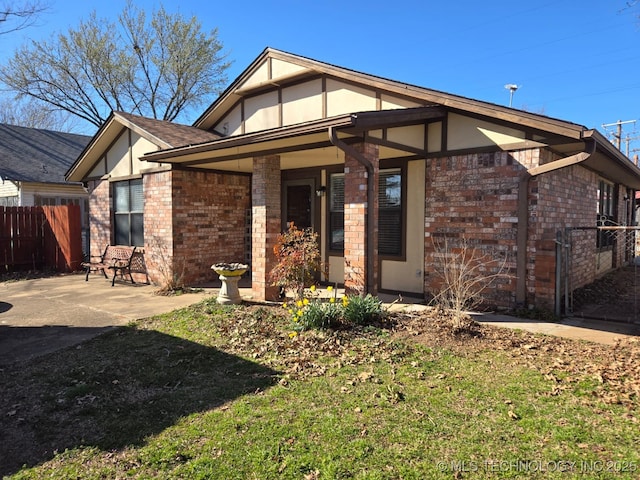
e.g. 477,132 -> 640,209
283,179 -> 314,230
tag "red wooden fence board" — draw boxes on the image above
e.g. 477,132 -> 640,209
0,206 -> 82,272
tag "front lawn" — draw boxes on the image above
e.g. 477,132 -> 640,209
1,299 -> 638,479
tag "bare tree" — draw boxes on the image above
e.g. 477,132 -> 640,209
0,1 -> 231,128
0,96 -> 79,131
0,0 -> 49,35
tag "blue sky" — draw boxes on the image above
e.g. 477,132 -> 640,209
2,0 -> 640,152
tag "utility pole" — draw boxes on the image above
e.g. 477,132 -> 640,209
602,119 -> 636,150
624,134 -> 640,157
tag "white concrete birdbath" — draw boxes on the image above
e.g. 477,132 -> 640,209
212,262 -> 248,305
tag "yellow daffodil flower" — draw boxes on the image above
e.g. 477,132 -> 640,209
310,285 -> 316,292
327,285 -> 334,292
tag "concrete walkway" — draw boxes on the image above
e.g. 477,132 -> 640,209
0,273 -> 219,364
382,294 -> 639,346
470,312 -> 639,346
1,274 -> 638,365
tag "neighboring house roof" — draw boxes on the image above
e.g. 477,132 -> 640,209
66,111 -> 220,181
0,123 -> 91,185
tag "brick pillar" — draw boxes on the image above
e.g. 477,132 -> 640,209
252,155 -> 281,301
344,142 -> 379,295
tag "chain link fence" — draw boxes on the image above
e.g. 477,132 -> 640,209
558,226 -> 640,323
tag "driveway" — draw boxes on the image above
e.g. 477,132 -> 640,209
0,273 -> 220,365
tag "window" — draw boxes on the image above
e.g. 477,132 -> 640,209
113,179 -> 144,246
597,179 -> 615,248
328,168 -> 403,256
329,173 -> 344,251
378,168 -> 402,256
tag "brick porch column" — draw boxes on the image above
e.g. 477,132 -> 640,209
344,142 -> 379,295
252,154 -> 281,301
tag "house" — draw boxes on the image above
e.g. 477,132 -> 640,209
66,47 -> 640,312
0,123 -> 91,251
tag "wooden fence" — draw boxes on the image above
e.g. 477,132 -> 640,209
0,205 -> 83,272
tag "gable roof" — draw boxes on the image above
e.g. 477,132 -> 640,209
66,111 -> 220,181
194,47 -> 586,140
0,123 -> 91,184
114,111 -> 221,148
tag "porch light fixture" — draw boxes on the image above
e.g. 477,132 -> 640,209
315,186 -> 326,197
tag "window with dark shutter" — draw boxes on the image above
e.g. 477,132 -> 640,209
329,173 -> 344,251
378,169 -> 402,256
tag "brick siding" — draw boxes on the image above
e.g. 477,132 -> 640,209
172,169 -> 250,285
87,179 -> 111,257
424,151 -> 524,308
251,155 -> 281,301
424,148 -> 628,310
344,142 -> 379,295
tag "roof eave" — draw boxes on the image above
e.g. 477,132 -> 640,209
145,114 -> 356,163
66,113 -> 119,182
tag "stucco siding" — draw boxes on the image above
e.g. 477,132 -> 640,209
245,91 -> 280,133
282,79 -> 323,126
448,113 -> 525,150
326,79 -> 377,117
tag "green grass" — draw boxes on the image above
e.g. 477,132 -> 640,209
1,298 -> 638,479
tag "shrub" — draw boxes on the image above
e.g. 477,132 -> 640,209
269,223 -> 321,300
342,294 -> 384,325
282,286 -> 385,333
290,299 -> 342,331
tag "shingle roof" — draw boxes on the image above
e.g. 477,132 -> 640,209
114,111 -> 221,148
0,123 -> 91,184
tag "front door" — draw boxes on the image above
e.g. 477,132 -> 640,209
283,179 -> 314,230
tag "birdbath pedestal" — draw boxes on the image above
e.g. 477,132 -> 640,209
212,263 -> 248,305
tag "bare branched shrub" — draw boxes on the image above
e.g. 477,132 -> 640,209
269,223 -> 321,300
148,239 -> 188,295
430,236 -> 511,329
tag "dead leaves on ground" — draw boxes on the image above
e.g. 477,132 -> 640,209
393,309 -> 640,411
203,305 -> 638,413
